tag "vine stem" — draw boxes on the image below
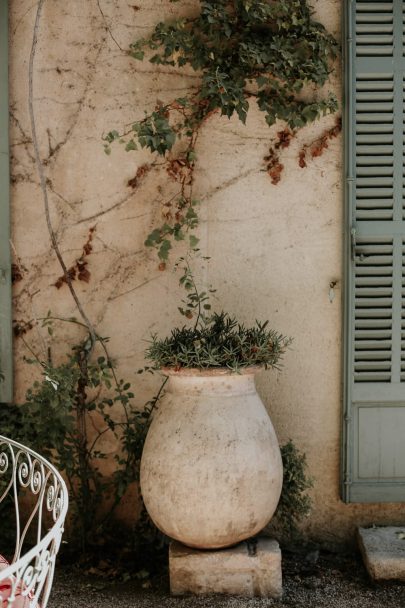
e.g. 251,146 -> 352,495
10,239 -> 48,358
149,375 -> 168,413
96,0 -> 124,52
28,0 -> 97,345
20,335 -> 44,367
189,263 -> 202,331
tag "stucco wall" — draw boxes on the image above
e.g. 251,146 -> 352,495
8,0 -> 404,544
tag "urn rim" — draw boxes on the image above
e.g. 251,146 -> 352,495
160,365 -> 264,377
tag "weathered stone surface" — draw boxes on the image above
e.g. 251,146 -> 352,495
358,527 -> 405,581
141,370 -> 283,550
169,538 -> 282,598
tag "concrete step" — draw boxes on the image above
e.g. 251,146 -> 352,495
358,526 -> 405,581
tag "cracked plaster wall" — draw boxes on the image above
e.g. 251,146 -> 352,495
8,0 -> 404,544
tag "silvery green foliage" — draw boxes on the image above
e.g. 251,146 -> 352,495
146,311 -> 291,371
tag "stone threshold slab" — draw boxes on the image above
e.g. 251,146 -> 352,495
169,537 -> 282,598
358,526 -> 405,581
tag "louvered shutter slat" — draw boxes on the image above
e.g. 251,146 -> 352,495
357,177 -> 393,185
354,371 -> 392,381
357,156 -> 393,164
355,265 -> 392,274
357,3 -> 393,11
356,275 -> 392,284
357,24 -> 395,33
355,338 -> 391,346
355,202 -> 392,210
356,136 -> 393,144
356,81 -> 394,90
356,308 -> 393,317
356,287 -> 393,295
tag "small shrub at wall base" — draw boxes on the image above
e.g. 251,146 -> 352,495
0,331 -> 165,568
271,440 -> 313,539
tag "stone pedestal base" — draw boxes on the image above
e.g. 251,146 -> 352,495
169,538 -> 282,598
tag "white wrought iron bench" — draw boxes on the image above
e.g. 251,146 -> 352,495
0,435 -> 68,608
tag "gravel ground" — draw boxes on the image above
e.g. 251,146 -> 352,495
49,551 -> 405,608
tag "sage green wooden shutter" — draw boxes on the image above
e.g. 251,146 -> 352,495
343,0 -> 405,502
0,0 -> 12,404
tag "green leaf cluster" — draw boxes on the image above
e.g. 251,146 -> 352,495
105,1 -> 338,262
175,255 -> 215,321
133,111 -> 176,155
128,0 -> 338,148
145,200 -> 200,260
145,311 -> 291,371
103,109 -> 177,156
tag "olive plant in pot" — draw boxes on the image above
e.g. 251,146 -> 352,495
140,265 -> 291,550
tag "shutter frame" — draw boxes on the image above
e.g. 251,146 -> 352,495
0,0 -> 13,404
343,0 -> 405,503
342,0 -> 356,503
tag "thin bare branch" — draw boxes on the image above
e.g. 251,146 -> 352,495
28,0 -> 97,344
96,0 -> 124,52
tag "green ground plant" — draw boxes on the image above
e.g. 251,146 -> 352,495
3,321 -> 164,561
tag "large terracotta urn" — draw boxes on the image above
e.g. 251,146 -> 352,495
140,367 -> 283,549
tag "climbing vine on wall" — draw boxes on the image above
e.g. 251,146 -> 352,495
4,0 -> 320,568
105,0 -> 339,261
